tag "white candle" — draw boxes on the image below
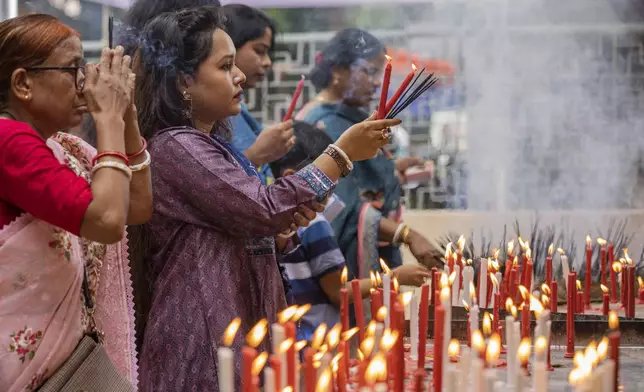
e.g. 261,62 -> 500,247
515,369 -> 526,392
271,323 -> 286,389
383,273 -> 391,328
217,347 -> 234,392
591,370 -> 603,392
513,322 -> 521,389
410,294 -> 418,359
505,315 -> 515,386
483,369 -> 496,392
463,266 -> 474,307
459,347 -> 472,388
453,264 -> 461,306
445,364 -> 458,392
561,255 -> 570,291
374,384 -> 388,392
264,366 -> 275,392
472,357 -> 485,392
479,258 -> 489,308
470,305 -> 480,340
533,361 -> 547,392
603,360 -> 615,392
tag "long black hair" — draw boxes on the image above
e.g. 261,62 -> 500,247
221,4 -> 277,53
310,28 -> 385,90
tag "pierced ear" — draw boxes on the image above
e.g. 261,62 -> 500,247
176,73 -> 194,94
10,68 -> 32,102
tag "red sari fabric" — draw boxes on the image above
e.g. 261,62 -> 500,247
0,119 -> 92,234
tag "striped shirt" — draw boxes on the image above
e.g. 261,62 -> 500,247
281,215 -> 345,341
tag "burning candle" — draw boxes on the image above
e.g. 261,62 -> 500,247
608,311 -> 620,392
269,355 -> 282,392
410,292 -> 419,360
560,249 -> 570,291
440,285 -> 452,368
392,300 -> 405,392
601,284 -> 610,315
218,318 -> 241,392
315,367 -> 332,392
452,264 -> 461,306
384,63 -> 417,114
283,75 -> 305,121
469,302 -> 479,343
565,272 -> 577,358
351,278 -> 366,342
517,338 -> 532,390
546,244 -> 554,286
418,283 -> 429,368
598,238 -> 607,286
382,272 -> 391,328
479,258 -> 489,308
493,292 -> 501,334
304,348 -> 316,392
505,299 -> 517,386
250,352 -> 268,392
551,281 -> 558,313
433,303 -> 445,392
377,55 -> 392,119
341,267 -> 350,331
463,263 -> 475,307
608,243 -> 617,303
284,323 -> 297,388
243,319 -> 268,392
577,279 -> 584,315
627,265 -> 636,318
471,330 -> 485,390
485,333 -> 501,392
534,336 -> 548,392
585,235 -> 593,310
523,251 -> 534,293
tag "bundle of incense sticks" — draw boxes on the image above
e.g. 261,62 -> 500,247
386,66 -> 439,119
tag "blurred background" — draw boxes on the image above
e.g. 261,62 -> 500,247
3,0 -> 644,212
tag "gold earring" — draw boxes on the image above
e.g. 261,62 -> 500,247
182,91 -> 192,118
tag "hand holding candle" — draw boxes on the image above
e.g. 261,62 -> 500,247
377,56 -> 392,119
283,75 -> 305,121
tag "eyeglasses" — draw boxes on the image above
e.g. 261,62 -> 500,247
24,66 -> 86,91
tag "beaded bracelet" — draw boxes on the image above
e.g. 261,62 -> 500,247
92,161 -> 132,181
92,151 -> 129,166
323,144 -> 353,177
127,137 -> 147,159
128,150 -> 151,172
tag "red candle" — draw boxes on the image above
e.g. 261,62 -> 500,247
433,304 -> 445,392
510,268 -> 519,304
621,266 -> 626,306
283,75 -> 304,121
627,266 -> 636,318
413,368 -> 426,392
371,289 -> 382,320
393,301 -> 405,392
585,238 -> 592,309
377,56 -> 392,119
639,285 -> 644,303
600,244 -> 607,286
351,279 -> 366,343
384,64 -> 416,114
430,268 -> 438,307
418,283 -> 429,369
564,272 -> 576,358
551,281 -> 558,313
521,301 -> 531,339
284,322 -> 296,388
577,291 -> 584,314
270,356 -> 281,392
523,261 -> 533,293
545,254 -> 553,286
608,313 -> 620,392
337,342 -> 348,392
303,348 -> 316,392
357,360 -> 368,388
493,292 -> 501,334
611,261 -> 619,304
242,347 -> 257,392
602,291 -> 610,315
341,287 -> 349,331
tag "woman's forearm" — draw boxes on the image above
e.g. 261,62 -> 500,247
124,109 -> 153,224
378,217 -> 399,242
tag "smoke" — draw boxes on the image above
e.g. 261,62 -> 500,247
455,0 -> 644,211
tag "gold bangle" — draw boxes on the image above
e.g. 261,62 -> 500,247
92,161 -> 132,181
400,226 -> 411,245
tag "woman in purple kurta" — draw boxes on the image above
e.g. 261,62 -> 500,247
130,7 -> 401,392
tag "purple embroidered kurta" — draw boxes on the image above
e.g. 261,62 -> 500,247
138,127 -> 334,392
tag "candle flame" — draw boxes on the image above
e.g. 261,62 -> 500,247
608,311 -> 619,329
366,321 -> 376,338
440,287 -> 450,303
535,336 -> 547,355
601,284 -> 609,293
365,353 -> 388,384
624,249 -> 632,265
294,340 -> 307,352
379,259 -> 392,275
493,248 -> 500,260
511,305 -> 518,319
360,337 -> 376,359
251,352 -> 268,377
246,319 -> 268,348
448,339 -> 460,359
490,273 -> 498,289
597,238 -> 607,246
279,339 -> 293,354
530,295 -> 545,315
507,240 -> 514,256
467,258 -> 473,266
448,271 -> 456,286
469,281 -> 476,300
341,267 -> 348,285
411,63 -> 418,71
376,307 -> 388,323
318,344 -> 328,355
357,349 -> 364,361
482,313 -> 492,336
457,235 -> 465,252
462,300 -> 470,312
541,283 -> 551,295
569,368 -> 582,386
486,333 -> 501,365
585,341 -> 598,367
586,235 -> 592,247
557,248 -> 566,255
315,368 -> 332,392
393,277 -> 400,293
518,237 -> 525,250
597,337 -> 609,361
639,276 -> 644,289
292,304 -> 311,322
369,271 -> 376,288
573,350 -> 584,368
331,352 -> 342,370
517,338 -> 532,365
222,317 -> 241,347
613,262 -> 623,273
440,272 -> 448,288
342,327 -> 359,342
513,256 -> 519,267
576,280 -> 582,290
313,351 -> 325,363
311,323 -> 327,350
541,294 -> 550,308
278,306 -> 298,324
326,324 -> 342,350
379,329 -> 399,352
283,387 -> 293,392
376,271 -> 382,286
525,248 -> 532,260
518,285 -> 529,300
548,244 -> 554,255
384,54 -> 392,62
401,291 -> 413,306
505,298 -> 514,313
444,243 -> 452,261
471,330 -> 485,354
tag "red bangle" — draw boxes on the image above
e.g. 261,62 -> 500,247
92,151 -> 129,166
127,137 -> 147,159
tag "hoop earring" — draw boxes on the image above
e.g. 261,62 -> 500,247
182,91 -> 192,118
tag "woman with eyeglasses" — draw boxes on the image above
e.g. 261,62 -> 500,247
296,29 -> 441,300
0,14 -> 151,391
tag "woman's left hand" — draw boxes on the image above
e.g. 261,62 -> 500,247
407,230 -> 443,269
288,202 -> 326,231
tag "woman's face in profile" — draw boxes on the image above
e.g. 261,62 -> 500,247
186,29 -> 247,124
340,52 -> 386,108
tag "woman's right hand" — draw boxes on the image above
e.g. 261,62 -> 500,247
392,264 -> 432,287
334,113 -> 402,161
83,46 -> 134,123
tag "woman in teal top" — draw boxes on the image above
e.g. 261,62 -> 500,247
297,28 -> 439,282
223,4 -> 295,185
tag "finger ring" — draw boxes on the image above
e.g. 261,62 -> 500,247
381,128 -> 392,140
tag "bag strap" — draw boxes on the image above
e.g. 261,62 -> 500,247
82,267 -> 104,343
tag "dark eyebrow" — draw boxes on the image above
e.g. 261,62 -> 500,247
218,54 -> 234,63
